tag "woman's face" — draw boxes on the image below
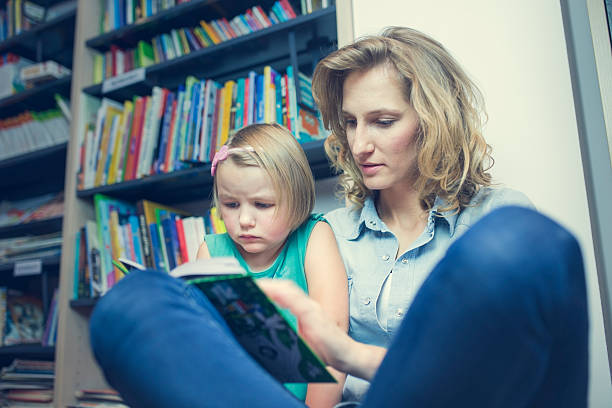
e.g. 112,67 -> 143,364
342,64 -> 420,192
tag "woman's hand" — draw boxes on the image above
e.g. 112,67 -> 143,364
258,279 -> 352,370
259,279 -> 387,381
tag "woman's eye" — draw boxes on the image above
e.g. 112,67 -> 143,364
344,119 -> 357,128
376,119 -> 395,127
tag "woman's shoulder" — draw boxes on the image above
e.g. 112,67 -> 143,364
454,187 -> 534,235
470,186 -> 534,210
323,205 -> 363,238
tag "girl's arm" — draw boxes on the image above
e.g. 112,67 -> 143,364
303,221 -> 349,408
195,241 -> 211,259
259,279 -> 386,382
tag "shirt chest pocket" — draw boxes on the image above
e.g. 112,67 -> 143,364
348,276 -> 379,331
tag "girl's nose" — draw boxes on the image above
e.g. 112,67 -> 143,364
239,210 -> 255,228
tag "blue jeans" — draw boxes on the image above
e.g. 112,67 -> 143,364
90,206 -> 588,407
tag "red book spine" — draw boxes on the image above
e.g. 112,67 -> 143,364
175,216 -> 189,263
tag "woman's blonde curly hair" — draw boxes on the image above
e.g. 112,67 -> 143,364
312,26 -> 493,213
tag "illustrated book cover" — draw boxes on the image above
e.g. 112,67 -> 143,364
119,257 -> 335,384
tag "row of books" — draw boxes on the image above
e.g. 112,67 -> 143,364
0,288 -> 57,347
0,0 -> 77,42
0,233 -> 62,264
0,359 -> 55,407
0,192 -> 63,228
74,194 -> 225,298
78,65 -> 324,191
0,108 -> 70,162
93,1 -> 298,82
101,0 -> 192,33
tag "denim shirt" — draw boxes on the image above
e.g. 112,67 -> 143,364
324,187 -> 533,402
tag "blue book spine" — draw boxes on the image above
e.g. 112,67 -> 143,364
255,74 -> 264,123
247,71 -> 256,125
192,80 -> 206,161
129,214 -> 144,266
160,213 -> 177,270
156,91 -> 175,172
149,223 -> 165,271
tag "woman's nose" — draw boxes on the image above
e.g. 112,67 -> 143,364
351,124 -> 374,157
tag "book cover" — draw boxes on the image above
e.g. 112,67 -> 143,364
167,258 -> 335,383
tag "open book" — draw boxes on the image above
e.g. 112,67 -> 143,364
116,257 -> 335,384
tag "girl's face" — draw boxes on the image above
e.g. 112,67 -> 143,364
342,64 -> 420,192
216,160 -> 292,269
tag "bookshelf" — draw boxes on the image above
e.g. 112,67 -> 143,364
54,0 -> 349,406
0,0 -> 76,387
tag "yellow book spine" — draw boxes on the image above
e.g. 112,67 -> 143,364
108,209 -> 123,283
210,207 -> 226,234
177,29 -> 191,54
107,107 -> 128,184
200,20 -> 221,44
263,66 -> 271,123
219,80 -> 235,147
94,106 -> 122,187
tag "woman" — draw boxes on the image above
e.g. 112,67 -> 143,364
311,26 -> 534,401
89,27 -> 587,408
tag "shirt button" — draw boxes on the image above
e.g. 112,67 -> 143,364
396,309 -> 403,317
401,259 -> 408,264
363,298 -> 371,305
382,255 -> 390,261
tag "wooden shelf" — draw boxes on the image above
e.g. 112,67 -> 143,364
76,140 -> 333,204
0,254 -> 61,273
0,8 -> 76,68
0,143 -> 67,197
0,77 -> 72,119
82,7 -> 337,101
0,216 -> 63,240
0,344 -> 55,358
70,297 -> 98,309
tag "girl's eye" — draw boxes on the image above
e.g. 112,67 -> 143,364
223,202 -> 238,209
255,202 -> 274,209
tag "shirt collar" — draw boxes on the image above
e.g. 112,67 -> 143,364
431,196 -> 459,236
346,195 -> 459,239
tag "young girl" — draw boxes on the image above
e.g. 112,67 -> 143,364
195,123 -> 348,407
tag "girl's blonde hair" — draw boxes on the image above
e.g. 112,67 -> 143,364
312,26 -> 493,213
212,123 -> 315,231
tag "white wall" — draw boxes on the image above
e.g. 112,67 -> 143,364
314,0 -> 611,406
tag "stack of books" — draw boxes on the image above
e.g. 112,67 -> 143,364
70,388 -> 127,408
20,61 -> 71,89
0,192 -> 64,228
0,359 -> 54,408
0,232 -> 63,264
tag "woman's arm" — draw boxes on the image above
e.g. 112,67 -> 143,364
302,222 -> 349,408
259,279 -> 386,382
195,241 -> 211,259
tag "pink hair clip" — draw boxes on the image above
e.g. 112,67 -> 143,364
210,145 -> 255,176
